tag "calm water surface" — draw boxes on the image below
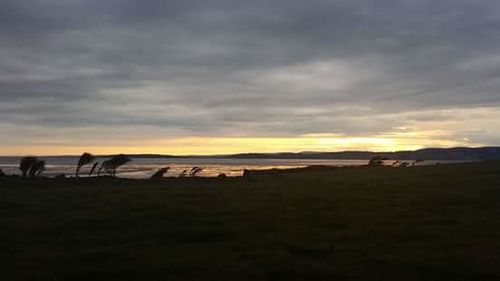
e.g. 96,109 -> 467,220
0,157 -> 461,178
0,157 -> 373,178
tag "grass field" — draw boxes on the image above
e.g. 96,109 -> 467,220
1,162 -> 500,280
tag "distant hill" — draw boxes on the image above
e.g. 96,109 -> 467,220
224,147 -> 500,161
4,147 -> 499,161
117,147 -> 500,161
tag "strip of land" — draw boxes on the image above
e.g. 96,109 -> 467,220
1,162 -> 500,280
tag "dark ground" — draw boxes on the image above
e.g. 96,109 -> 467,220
1,162 -> 500,280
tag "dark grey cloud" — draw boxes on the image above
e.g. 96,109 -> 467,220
1,0 -> 500,147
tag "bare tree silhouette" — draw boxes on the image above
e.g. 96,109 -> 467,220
150,167 -> 169,179
76,152 -> 95,177
19,157 -> 38,179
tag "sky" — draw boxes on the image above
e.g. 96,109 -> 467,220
1,0 -> 500,155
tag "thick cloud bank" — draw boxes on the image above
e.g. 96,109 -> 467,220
1,0 -> 500,153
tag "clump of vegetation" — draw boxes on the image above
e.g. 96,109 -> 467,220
178,169 -> 188,177
412,159 -> 425,166
76,152 -> 95,177
150,167 -> 170,179
368,156 -> 388,166
54,174 -> 66,180
19,157 -> 45,178
189,167 -> 203,177
19,157 -> 38,178
29,160 -> 45,178
99,154 -> 131,177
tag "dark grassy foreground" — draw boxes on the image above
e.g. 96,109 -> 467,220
1,162 -> 500,281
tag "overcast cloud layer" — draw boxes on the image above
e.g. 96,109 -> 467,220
1,0 -> 500,152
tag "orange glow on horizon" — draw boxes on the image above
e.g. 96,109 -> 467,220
0,134 -> 477,156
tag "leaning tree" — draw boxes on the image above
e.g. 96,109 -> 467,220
76,152 -> 95,177
150,167 -> 169,179
29,160 -> 45,178
19,156 -> 38,179
100,154 -> 131,177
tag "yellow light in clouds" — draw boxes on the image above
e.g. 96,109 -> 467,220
0,134 -> 472,156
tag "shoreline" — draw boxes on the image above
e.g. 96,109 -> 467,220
0,161 -> 480,182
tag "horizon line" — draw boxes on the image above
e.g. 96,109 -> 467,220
0,145 -> 498,158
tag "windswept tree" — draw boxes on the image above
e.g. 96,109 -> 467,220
29,160 -> 45,178
101,160 -> 113,176
88,162 -> 99,176
412,158 -> 424,166
37,161 -> 46,177
100,154 -> 131,177
179,169 -> 187,177
110,154 -> 131,177
76,152 -> 95,177
97,161 -> 106,176
150,167 -> 169,179
190,167 -> 204,177
19,157 -> 38,179
368,156 -> 388,166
